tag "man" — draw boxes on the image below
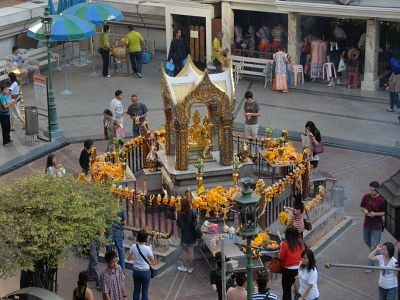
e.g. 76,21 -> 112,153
126,94 -> 148,138
227,272 -> 247,300
0,86 -> 16,147
360,181 -> 385,274
99,25 -> 111,78
125,24 -> 145,78
243,91 -> 260,138
110,90 -> 124,127
100,250 -> 127,300
212,32 -> 225,73
106,208 -> 127,270
168,29 -> 187,76
79,139 -> 94,176
252,271 -> 279,300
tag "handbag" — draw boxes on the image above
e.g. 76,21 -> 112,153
136,244 -> 155,278
313,141 -> 324,154
304,210 -> 312,231
192,211 -> 202,240
338,57 -> 346,72
268,257 -> 282,273
115,126 -> 125,138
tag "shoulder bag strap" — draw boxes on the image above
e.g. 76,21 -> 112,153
136,244 -> 151,269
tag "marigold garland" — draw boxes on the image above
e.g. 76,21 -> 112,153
252,232 -> 270,247
263,142 -> 303,165
91,161 -> 124,183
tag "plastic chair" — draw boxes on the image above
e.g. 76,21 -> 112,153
291,64 -> 304,87
323,62 -> 336,80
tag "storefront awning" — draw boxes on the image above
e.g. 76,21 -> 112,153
276,0 -> 400,21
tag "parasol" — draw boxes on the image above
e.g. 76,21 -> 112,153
48,0 -> 55,15
27,14 -> 95,42
63,1 -> 123,75
63,1 -> 123,25
28,14 -> 95,94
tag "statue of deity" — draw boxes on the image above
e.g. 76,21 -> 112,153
188,110 -> 212,158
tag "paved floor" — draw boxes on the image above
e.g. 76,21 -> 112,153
0,54 -> 400,299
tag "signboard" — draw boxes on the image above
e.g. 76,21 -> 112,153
190,30 -> 198,38
33,74 -> 48,112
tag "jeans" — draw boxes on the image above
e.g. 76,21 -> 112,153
0,114 -> 11,145
379,287 -> 397,300
389,92 -> 400,110
282,268 -> 298,300
363,228 -> 381,266
133,269 -> 151,300
88,241 -> 100,283
129,51 -> 142,74
106,236 -> 125,269
173,59 -> 184,76
99,48 -> 110,76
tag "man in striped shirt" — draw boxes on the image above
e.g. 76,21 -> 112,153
253,271 -> 279,300
100,251 -> 127,300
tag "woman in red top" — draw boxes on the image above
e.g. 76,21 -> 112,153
279,226 -> 305,300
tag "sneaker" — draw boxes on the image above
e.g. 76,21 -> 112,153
364,269 -> 373,274
387,108 -> 394,112
136,72 -> 143,78
106,75 -> 111,78
177,265 -> 187,272
326,83 -> 332,87
336,78 -> 341,84
3,143 -> 12,147
187,267 -> 193,274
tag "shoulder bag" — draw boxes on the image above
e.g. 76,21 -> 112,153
268,257 -> 282,273
313,141 -> 324,154
304,210 -> 312,231
136,244 -> 155,278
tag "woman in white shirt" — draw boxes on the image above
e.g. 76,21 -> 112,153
8,72 -> 25,130
368,242 -> 398,300
127,229 -> 156,300
45,154 -> 65,177
296,248 -> 320,300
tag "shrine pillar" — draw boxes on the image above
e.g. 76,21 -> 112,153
164,108 -> 174,155
219,118 -> 233,166
208,103 -> 219,151
221,1 -> 234,54
175,122 -> 189,170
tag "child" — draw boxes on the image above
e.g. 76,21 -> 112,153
253,270 -> 279,300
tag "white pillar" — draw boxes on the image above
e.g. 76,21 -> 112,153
221,1 -> 234,54
165,11 -> 173,60
287,13 -> 301,65
361,19 -> 380,91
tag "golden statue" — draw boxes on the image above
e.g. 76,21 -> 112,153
188,110 -> 211,158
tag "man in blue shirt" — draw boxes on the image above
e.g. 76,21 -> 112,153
126,94 -> 148,137
0,86 -> 16,147
106,207 -> 127,270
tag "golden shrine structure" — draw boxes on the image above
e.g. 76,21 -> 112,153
161,55 -> 235,171
158,56 -> 252,194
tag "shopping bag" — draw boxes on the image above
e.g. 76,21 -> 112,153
115,126 -> 125,138
338,58 -> 346,72
142,51 -> 152,64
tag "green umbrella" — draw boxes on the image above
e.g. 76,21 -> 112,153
63,1 -> 123,25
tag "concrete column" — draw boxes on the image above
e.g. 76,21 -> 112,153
287,13 -> 301,65
206,16 -> 213,64
361,19 -> 380,91
165,11 -> 173,60
221,1 -> 234,54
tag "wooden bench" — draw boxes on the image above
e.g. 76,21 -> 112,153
235,56 -> 273,88
23,47 -> 60,71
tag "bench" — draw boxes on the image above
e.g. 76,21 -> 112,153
22,47 -> 60,71
234,56 -> 273,88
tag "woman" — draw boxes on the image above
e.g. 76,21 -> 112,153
0,86 -> 17,147
177,197 -> 198,274
127,229 -> 155,300
273,47 -> 288,93
368,242 -> 398,300
286,193 -> 305,238
279,226 -> 306,300
386,71 -> 400,112
103,109 -> 119,152
45,154 -> 65,177
305,121 -> 322,169
295,248 -> 319,300
8,72 -> 25,130
72,271 -> 93,300
99,24 -> 111,78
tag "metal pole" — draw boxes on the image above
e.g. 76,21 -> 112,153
325,262 -> 400,272
246,237 -> 253,300
47,34 -> 59,132
398,249 -> 400,300
221,238 -> 226,300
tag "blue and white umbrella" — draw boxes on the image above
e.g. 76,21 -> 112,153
63,1 -> 123,25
